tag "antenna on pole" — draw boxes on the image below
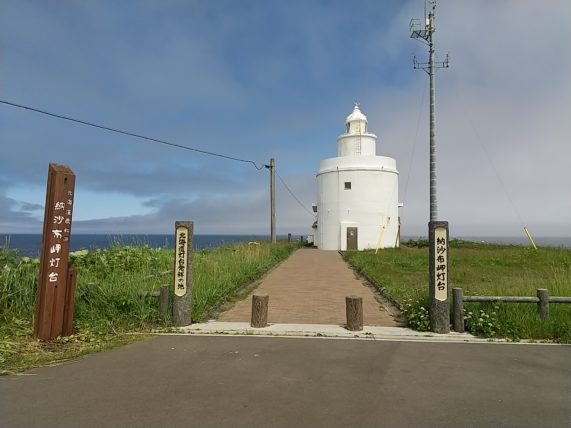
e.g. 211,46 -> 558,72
410,0 -> 449,222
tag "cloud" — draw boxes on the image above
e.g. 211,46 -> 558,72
0,193 -> 42,232
73,192 -> 267,234
0,0 -> 569,237
364,0 -> 571,237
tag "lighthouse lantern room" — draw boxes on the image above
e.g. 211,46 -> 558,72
314,104 -> 400,251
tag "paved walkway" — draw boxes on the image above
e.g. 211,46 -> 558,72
217,248 -> 397,326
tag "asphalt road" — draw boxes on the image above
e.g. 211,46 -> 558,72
1,335 -> 570,428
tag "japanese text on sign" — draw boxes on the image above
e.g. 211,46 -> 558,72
434,227 -> 447,301
175,227 -> 188,297
47,193 -> 74,286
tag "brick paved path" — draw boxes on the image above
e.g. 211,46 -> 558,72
218,248 -> 397,326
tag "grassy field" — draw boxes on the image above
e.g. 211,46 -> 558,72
343,240 -> 571,342
0,241 -> 296,374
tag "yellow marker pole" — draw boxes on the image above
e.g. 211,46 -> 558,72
375,217 -> 391,254
523,226 -> 538,250
394,217 -> 401,247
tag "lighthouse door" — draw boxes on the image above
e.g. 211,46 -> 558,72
346,227 -> 358,250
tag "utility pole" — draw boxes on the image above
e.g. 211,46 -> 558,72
411,0 -> 448,222
268,158 -> 276,244
411,0 -> 450,334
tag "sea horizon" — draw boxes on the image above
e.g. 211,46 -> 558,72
0,233 -> 281,257
1,233 -> 570,257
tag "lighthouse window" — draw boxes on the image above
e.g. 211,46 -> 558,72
344,181 -> 351,190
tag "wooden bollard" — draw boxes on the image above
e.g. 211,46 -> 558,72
287,233 -> 292,243
159,284 -> 169,319
452,288 -> 464,333
346,295 -> 363,331
537,288 -> 549,320
251,294 -> 269,328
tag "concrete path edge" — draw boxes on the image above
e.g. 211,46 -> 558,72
154,321 -> 567,345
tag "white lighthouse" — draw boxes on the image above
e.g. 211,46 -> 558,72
314,104 -> 400,250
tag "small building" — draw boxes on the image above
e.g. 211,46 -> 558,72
314,104 -> 400,250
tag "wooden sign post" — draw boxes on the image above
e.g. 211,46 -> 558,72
34,163 -> 76,340
173,221 -> 193,327
429,221 -> 450,333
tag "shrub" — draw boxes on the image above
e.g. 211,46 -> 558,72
464,307 -> 500,338
401,299 -> 430,331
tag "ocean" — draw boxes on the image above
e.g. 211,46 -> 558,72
0,234 -> 280,257
2,234 -> 570,258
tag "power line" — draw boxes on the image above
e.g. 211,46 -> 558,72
451,86 -> 526,227
402,78 -> 428,208
275,169 -> 315,217
0,99 -> 265,170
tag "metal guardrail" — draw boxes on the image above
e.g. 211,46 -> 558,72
452,288 -> 571,333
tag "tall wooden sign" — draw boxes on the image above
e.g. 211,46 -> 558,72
428,220 -> 450,333
173,221 -> 193,327
34,163 -> 76,340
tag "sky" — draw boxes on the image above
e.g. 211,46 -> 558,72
0,0 -> 570,238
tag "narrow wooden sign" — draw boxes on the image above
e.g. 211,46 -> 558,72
174,226 -> 189,297
173,221 -> 193,327
433,227 -> 448,302
34,163 -> 75,341
428,220 -> 450,334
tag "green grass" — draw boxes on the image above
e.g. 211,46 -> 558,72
342,240 -> 571,342
0,241 -> 296,374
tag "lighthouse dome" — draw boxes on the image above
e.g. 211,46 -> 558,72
345,103 -> 368,134
346,103 -> 367,123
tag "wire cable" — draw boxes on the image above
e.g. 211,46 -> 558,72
275,169 -> 315,217
0,99 -> 265,170
402,79 -> 428,208
451,84 -> 526,227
